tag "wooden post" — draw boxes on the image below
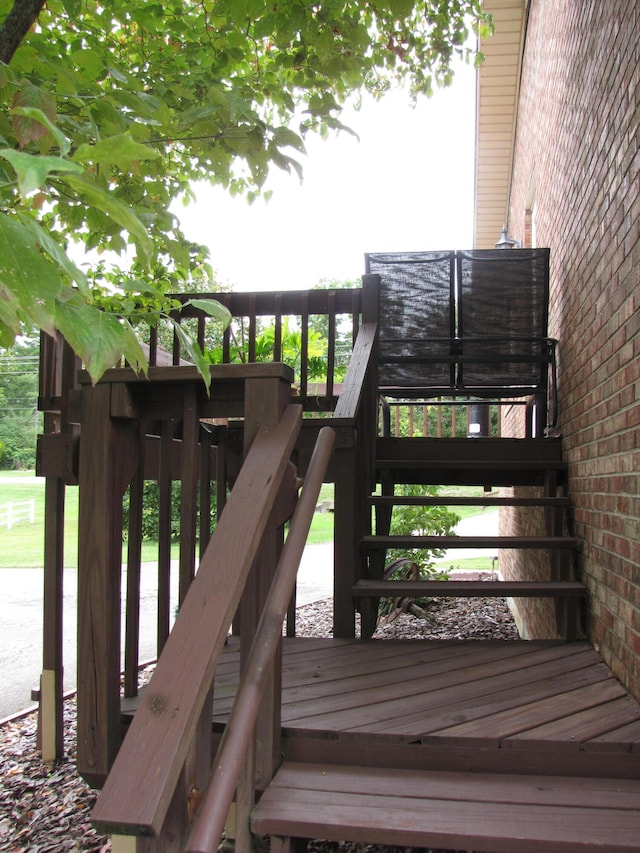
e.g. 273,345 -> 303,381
333,446 -> 359,639
77,383 -> 140,787
124,440 -> 145,699
157,420 -> 174,653
235,375 -> 291,851
179,384 -> 200,606
40,476 -> 65,761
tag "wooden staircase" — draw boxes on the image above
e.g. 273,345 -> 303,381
252,761 -> 640,852
354,437 -> 587,640
248,439 -> 640,853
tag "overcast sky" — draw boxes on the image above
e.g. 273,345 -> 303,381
174,59 -> 477,292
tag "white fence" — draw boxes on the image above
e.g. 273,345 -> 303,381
0,498 -> 36,529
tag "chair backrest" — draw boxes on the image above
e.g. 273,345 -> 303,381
456,248 -> 551,392
365,251 -> 455,391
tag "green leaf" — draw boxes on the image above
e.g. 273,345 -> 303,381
11,106 -> 71,155
54,295 -> 149,384
0,148 -> 84,195
273,126 -> 306,153
0,215 -> 62,335
172,320 -> 212,394
17,215 -> 89,295
60,174 -> 155,268
11,85 -> 57,148
183,298 -> 231,327
73,133 -> 162,168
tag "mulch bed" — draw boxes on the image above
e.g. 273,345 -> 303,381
1,587 -> 515,852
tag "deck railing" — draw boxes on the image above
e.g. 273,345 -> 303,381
91,408 -> 334,851
160,288 -> 363,411
35,287 -> 364,764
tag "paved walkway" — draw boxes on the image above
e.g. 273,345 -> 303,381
0,543 -> 335,720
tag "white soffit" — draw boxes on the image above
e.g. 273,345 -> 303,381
473,0 -> 527,248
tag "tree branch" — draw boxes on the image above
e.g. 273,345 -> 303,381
0,0 -> 47,65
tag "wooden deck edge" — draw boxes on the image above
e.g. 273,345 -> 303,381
353,580 -> 587,598
252,762 -> 640,852
279,731 -> 640,780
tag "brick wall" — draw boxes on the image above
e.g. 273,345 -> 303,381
504,0 -> 640,697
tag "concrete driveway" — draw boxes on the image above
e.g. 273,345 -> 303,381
0,513 -> 497,720
0,543 -> 334,720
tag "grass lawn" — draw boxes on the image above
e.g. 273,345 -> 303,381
0,474 -> 493,569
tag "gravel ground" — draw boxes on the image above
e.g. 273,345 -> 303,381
0,584 -> 516,852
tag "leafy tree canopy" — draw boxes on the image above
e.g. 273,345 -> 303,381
0,0 -> 491,382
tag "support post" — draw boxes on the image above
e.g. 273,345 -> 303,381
77,383 -> 140,787
40,476 -> 65,761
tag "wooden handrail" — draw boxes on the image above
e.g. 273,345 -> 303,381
92,405 -> 303,837
186,426 -> 336,853
333,322 -> 378,421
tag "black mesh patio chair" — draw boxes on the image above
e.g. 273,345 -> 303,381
456,248 -> 556,433
365,251 -> 456,395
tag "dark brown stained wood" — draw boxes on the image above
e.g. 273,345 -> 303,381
252,763 -> 640,852
212,641 -> 534,720
356,650 -> 607,737
360,536 -> 579,550
369,494 -> 572,506
432,678 -> 628,744
92,405 -> 302,837
178,384 -> 200,605
213,641 -> 584,722
333,322 -> 379,638
354,580 -> 585,600
157,420 -> 174,654
280,651 -> 614,733
268,762 -> 640,811
333,323 -> 378,420
175,287 -> 362,321
41,475 -> 66,759
504,695 -> 640,749
124,449 -> 145,699
202,639 -> 640,765
187,427 -> 335,853
77,383 -> 141,788
377,458 -> 566,471
376,436 -> 565,463
92,362 -> 297,386
587,719 -> 640,751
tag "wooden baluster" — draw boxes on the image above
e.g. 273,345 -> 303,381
299,292 -> 309,401
124,437 -> 145,699
199,424 -> 213,559
274,294 -> 283,362
222,324 -> 231,363
179,384 -> 200,606
326,290 -> 336,406
248,296 -> 257,363
157,421 -> 173,653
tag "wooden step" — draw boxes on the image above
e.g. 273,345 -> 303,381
353,579 -> 587,599
376,436 -> 565,464
374,458 -> 566,487
376,459 -> 566,471
361,534 -> 579,549
369,495 -> 571,507
252,762 -> 640,852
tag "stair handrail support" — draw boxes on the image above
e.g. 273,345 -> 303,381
332,273 -> 380,637
186,425 -> 335,853
92,404 -> 304,846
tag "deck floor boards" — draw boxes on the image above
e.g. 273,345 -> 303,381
211,638 -> 640,761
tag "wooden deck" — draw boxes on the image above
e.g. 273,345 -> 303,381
210,637 -> 640,779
